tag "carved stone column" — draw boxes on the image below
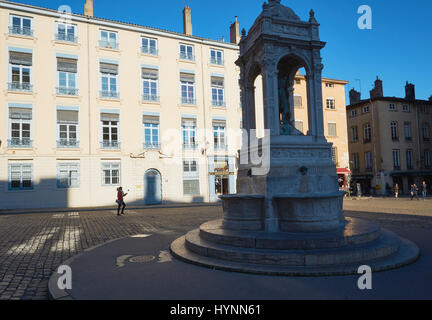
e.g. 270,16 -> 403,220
261,57 -> 278,136
312,58 -> 325,139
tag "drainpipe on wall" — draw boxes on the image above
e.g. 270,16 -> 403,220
200,43 -> 211,202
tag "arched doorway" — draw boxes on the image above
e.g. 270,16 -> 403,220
144,169 -> 162,205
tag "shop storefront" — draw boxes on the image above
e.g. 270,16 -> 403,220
336,168 -> 351,192
208,156 -> 236,202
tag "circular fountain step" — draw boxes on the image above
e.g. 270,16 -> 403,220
171,233 -> 419,276
184,227 -> 400,267
199,217 -> 381,250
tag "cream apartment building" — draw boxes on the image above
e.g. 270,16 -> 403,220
0,0 -> 244,209
347,77 -> 432,195
0,0 -> 350,209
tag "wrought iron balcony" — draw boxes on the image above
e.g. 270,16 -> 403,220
100,90 -> 120,99
8,82 -> 33,92
214,144 -> 228,151
210,57 -> 224,65
99,40 -> 119,50
57,87 -> 79,96
57,139 -> 79,148
143,142 -> 161,150
142,94 -> 160,102
183,143 -> 198,150
55,33 -> 78,43
100,141 -> 120,149
141,46 -> 158,56
179,52 -> 194,61
8,139 -> 33,148
9,26 -> 33,37
181,97 -> 196,105
212,100 -> 226,107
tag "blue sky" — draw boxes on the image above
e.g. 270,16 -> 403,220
12,0 -> 432,102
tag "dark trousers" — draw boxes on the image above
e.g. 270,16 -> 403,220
117,201 -> 126,215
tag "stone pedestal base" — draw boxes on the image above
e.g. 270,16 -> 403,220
170,217 -> 420,276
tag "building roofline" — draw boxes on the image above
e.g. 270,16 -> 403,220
0,0 -> 239,50
295,74 -> 348,85
347,96 -> 432,109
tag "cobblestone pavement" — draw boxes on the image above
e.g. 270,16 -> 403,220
0,205 -> 222,300
0,198 -> 431,300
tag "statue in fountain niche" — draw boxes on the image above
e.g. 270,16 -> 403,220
278,74 -> 302,136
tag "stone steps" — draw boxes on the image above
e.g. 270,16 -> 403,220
199,218 -> 381,250
184,227 -> 400,267
171,234 -> 420,276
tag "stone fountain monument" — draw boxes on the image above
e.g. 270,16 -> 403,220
171,0 -> 419,275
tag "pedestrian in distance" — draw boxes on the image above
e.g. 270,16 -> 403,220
394,183 -> 399,199
116,187 -> 128,216
411,184 -> 419,201
422,181 -> 428,200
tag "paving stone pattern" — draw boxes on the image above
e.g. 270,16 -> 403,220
0,199 -> 431,300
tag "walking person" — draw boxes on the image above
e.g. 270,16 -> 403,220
411,184 -> 419,201
116,187 -> 128,216
394,183 -> 399,199
422,181 -> 428,200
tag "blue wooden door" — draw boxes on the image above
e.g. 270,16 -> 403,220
144,169 -> 161,205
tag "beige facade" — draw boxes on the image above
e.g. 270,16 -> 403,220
0,1 -> 242,209
347,78 -> 432,195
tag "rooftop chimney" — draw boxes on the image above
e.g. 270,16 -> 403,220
183,6 -> 193,36
405,81 -> 415,101
230,16 -> 240,44
84,0 -> 93,17
349,88 -> 361,105
369,76 -> 383,99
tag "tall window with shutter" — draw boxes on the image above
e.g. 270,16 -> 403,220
9,51 -> 32,92
211,76 -> 225,107
180,73 -> 195,105
57,57 -> 78,95
142,68 -> 159,102
182,118 -> 197,149
100,113 -> 120,149
8,107 -> 32,148
143,114 -> 160,149
213,120 -> 226,150
57,108 -> 79,148
100,62 -> 119,98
